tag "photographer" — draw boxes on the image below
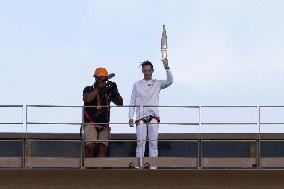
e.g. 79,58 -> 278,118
83,67 -> 123,157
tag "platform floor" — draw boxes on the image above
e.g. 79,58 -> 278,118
0,169 -> 284,189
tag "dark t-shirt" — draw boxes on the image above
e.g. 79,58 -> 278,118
83,81 -> 121,126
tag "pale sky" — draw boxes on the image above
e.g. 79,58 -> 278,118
0,0 -> 284,133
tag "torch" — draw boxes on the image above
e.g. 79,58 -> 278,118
161,25 -> 168,68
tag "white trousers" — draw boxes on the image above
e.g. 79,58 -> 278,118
136,119 -> 159,157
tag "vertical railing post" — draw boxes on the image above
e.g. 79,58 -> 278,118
81,105 -> 84,169
23,105 -> 28,169
198,106 -> 202,169
257,106 -> 261,169
139,105 -> 143,169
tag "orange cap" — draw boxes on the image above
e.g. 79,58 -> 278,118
93,67 -> 109,77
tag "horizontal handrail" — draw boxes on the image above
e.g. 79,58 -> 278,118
26,105 -> 200,108
26,139 -> 81,142
26,122 -> 261,125
26,105 -> 269,108
0,105 -> 23,107
27,122 -> 83,125
0,122 -> 23,125
260,123 -> 284,125
201,139 -> 258,142
260,106 -> 284,108
27,122 -> 200,125
23,139 -> 202,142
201,122 -> 258,125
201,106 -> 258,108
84,139 -> 199,142
22,105 -> 284,107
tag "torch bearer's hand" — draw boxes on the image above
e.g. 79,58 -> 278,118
162,58 -> 170,69
129,119 -> 134,127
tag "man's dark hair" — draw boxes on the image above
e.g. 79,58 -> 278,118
140,60 -> 154,70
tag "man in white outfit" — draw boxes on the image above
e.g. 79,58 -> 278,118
128,58 -> 173,161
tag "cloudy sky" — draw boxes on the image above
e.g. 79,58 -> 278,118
0,0 -> 284,133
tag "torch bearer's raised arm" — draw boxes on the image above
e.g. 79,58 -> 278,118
161,25 -> 168,68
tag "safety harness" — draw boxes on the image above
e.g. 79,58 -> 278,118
135,115 -> 160,126
84,92 -> 110,131
95,92 -> 110,115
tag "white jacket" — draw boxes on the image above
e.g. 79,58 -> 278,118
129,69 -> 173,120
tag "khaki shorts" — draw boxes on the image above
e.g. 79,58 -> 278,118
84,124 -> 110,146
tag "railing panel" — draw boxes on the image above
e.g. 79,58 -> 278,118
0,140 -> 23,168
260,140 -> 284,168
25,139 -> 81,168
0,105 -> 283,169
201,140 -> 257,168
0,105 -> 23,133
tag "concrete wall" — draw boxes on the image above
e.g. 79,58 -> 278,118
1,133 -> 284,158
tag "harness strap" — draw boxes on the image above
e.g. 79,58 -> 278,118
96,93 -> 102,113
135,115 -> 160,126
105,94 -> 110,117
85,92 -> 110,129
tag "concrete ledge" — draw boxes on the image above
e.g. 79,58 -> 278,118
202,157 -> 256,168
25,157 -> 81,168
143,157 -> 198,168
0,157 -> 22,168
84,157 -> 139,168
261,157 -> 284,168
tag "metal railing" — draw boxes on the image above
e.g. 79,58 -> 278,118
0,105 -> 284,169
